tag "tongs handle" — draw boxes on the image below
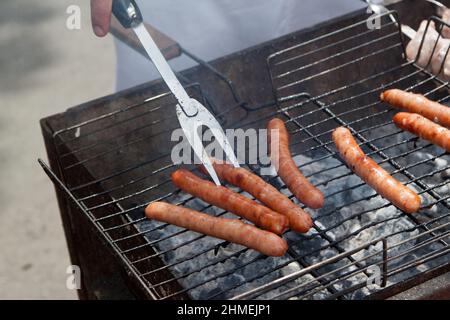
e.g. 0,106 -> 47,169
110,0 -> 181,60
110,17 -> 182,60
112,0 -> 143,29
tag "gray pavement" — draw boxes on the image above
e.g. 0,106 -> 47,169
0,1 -> 115,299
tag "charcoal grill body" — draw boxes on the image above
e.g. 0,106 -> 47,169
41,0 -> 450,300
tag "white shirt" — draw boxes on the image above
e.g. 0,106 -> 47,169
115,0 -> 365,91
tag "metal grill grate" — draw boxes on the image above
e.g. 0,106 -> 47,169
40,9 -> 449,300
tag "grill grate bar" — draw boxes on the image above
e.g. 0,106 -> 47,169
53,91 -> 173,139
244,13 -> 450,300
336,108 -> 449,244
119,187 -> 254,255
276,61 -> 413,107
273,230 -> 450,300
268,10 -> 399,60
156,210 -> 450,300
315,164 -> 450,235
139,242 -> 246,277
53,82 -> 205,146
287,70 -> 441,138
133,172 -> 448,296
230,220 -> 450,300
281,65 -> 419,124
247,119 -> 374,292
93,129 -> 443,234
319,231 -> 450,299
277,43 -> 402,91
272,49 -> 450,251
96,148 -> 445,259
76,102 -> 434,223
69,158 -> 172,192
386,247 -> 450,279
77,154 -> 172,201
58,104 -> 167,158
273,21 -> 397,67
275,32 -> 399,80
88,181 -> 171,212
90,129 -> 448,260
63,126 -> 176,170
65,64 -> 434,198
63,45 -> 420,191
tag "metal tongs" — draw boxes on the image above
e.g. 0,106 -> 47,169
112,0 -> 239,185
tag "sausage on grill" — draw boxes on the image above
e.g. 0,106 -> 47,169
332,127 -> 421,214
393,112 -> 450,152
145,202 -> 288,257
171,169 -> 289,235
199,160 -> 313,233
267,118 -> 324,209
381,89 -> 450,128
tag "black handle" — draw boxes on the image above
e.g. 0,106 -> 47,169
112,0 -> 143,29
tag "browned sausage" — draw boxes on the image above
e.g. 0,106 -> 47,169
267,118 -> 324,209
332,127 -> 421,214
199,160 -> 313,233
145,202 -> 288,257
381,89 -> 450,128
171,169 -> 289,235
393,112 -> 450,152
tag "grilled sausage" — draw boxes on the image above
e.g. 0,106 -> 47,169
332,127 -> 421,214
145,202 -> 288,257
381,89 -> 450,128
199,160 -> 313,233
171,169 -> 289,235
267,118 -> 324,209
393,112 -> 450,152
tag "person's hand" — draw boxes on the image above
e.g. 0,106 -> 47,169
91,0 -> 112,37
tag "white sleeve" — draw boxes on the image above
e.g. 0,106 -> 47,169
115,0 -> 366,92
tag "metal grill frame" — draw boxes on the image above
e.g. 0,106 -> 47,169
236,12 -> 450,300
40,4 -> 450,300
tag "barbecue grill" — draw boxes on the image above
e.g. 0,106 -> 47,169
40,0 -> 450,300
